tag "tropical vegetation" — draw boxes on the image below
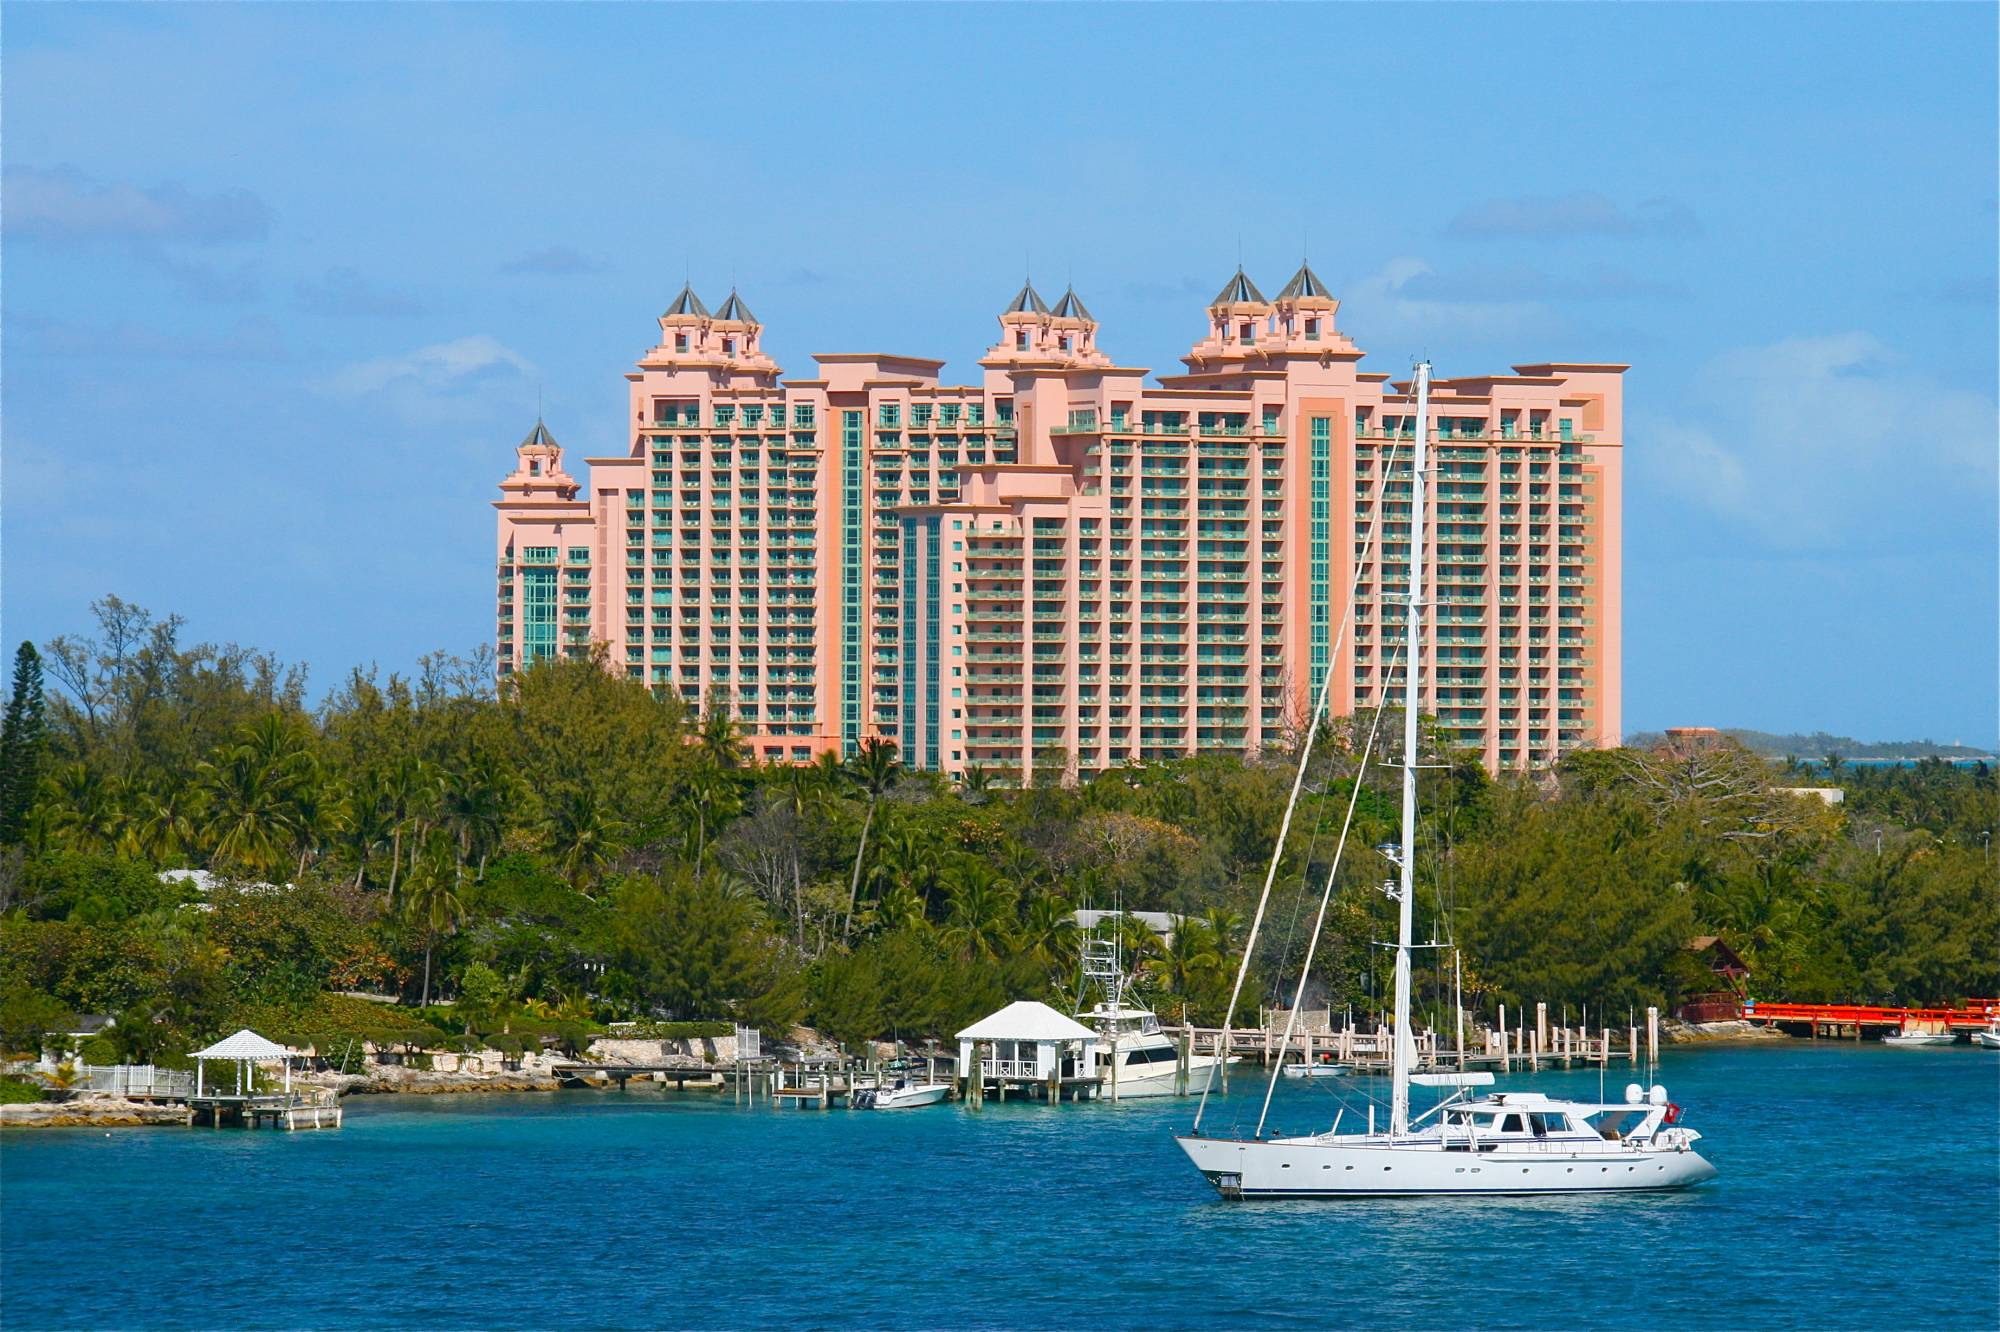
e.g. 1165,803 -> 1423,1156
2,596 -> 1993,1066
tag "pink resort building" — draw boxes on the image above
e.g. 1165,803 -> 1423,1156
493,267 -> 1624,779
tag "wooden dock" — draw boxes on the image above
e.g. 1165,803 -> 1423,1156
188,1087 -> 341,1130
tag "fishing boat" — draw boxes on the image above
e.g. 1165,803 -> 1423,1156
1881,1024 -> 1957,1047
1970,1024 -> 2000,1049
1075,927 -> 1233,1097
1175,361 -> 1718,1198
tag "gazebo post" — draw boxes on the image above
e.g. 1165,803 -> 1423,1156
196,1059 -> 204,1098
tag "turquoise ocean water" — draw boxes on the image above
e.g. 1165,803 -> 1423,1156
4,1043 -> 1996,1330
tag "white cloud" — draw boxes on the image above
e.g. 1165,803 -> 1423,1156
1637,332 -> 1998,547
324,335 -> 534,396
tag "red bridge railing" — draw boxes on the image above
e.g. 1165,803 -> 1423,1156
1744,999 -> 2000,1029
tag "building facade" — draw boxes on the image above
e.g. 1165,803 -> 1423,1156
493,267 -> 1624,778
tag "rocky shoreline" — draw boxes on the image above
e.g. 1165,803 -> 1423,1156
1663,1018 -> 1792,1043
1,1097 -> 190,1128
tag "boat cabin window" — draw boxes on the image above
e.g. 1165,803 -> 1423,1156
1497,1113 -> 1524,1134
1124,1046 -> 1177,1066
1526,1112 -> 1571,1137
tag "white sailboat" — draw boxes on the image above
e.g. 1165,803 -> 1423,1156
1176,360 -> 1718,1198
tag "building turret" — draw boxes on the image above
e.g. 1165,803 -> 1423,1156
1178,261 -> 1357,373
643,282 -> 779,382
983,279 -> 1109,367
1206,265 -> 1273,347
498,419 -> 579,501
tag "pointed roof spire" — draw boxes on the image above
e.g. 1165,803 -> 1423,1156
715,288 -> 756,323
1212,266 -> 1267,307
1051,285 -> 1093,321
1277,261 -> 1332,302
519,419 -> 558,450
1004,280 -> 1050,316
663,282 -> 710,318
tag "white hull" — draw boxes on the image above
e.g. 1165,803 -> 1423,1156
1281,1063 -> 1350,1079
1101,1051 -> 1233,1098
1882,1032 -> 1957,1046
1971,1029 -> 2000,1049
1176,1131 -> 1717,1198
873,1083 -> 949,1109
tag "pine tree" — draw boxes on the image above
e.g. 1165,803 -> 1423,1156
0,641 -> 48,844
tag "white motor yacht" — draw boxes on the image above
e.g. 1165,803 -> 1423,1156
1175,361 -> 1718,1199
1970,1024 -> 2000,1049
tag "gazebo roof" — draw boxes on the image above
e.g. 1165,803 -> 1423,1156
189,1029 -> 294,1061
957,1001 -> 1095,1043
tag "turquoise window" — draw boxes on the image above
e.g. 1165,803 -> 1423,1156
841,410 -> 864,755
1309,416 -> 1331,694
523,568 -> 557,662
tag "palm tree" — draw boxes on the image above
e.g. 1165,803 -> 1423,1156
340,773 -> 395,889
1201,905 -> 1246,956
864,883 -> 929,934
699,709 -> 746,770
871,826 -> 942,919
958,763 -> 994,805
941,862 -> 1017,960
841,736 -> 901,942
678,762 -> 741,869
396,847 -> 466,1007
283,760 -> 347,880
198,744 -> 293,879
542,784 -> 628,891
1018,891 -> 1079,970
47,763 -> 124,854
132,778 -> 201,864
995,839 -> 1044,895
1148,919 -> 1223,1021
441,756 -> 510,882
380,756 -> 436,897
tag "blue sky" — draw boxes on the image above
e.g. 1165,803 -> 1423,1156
5,3 -> 1995,744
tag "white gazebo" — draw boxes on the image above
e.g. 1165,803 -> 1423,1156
956,1001 -> 1098,1086
190,1028 -> 297,1099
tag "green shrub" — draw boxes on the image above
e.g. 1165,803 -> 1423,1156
612,1019 -> 733,1040
0,1076 -> 46,1105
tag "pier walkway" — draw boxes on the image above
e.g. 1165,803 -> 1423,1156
1745,999 -> 1999,1037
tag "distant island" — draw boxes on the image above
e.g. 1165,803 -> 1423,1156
1626,728 -> 1998,762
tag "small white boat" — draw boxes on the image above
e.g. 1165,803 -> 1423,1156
1971,1026 -> 2000,1049
856,1059 -> 950,1109
1882,1026 -> 1957,1047
1281,1059 -> 1350,1079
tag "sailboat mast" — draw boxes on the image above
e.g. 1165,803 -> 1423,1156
1390,360 -> 1433,1137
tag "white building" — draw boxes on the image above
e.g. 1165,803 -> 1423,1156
956,1001 -> 1098,1085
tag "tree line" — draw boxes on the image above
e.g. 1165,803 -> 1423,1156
1,596 -> 1993,1063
